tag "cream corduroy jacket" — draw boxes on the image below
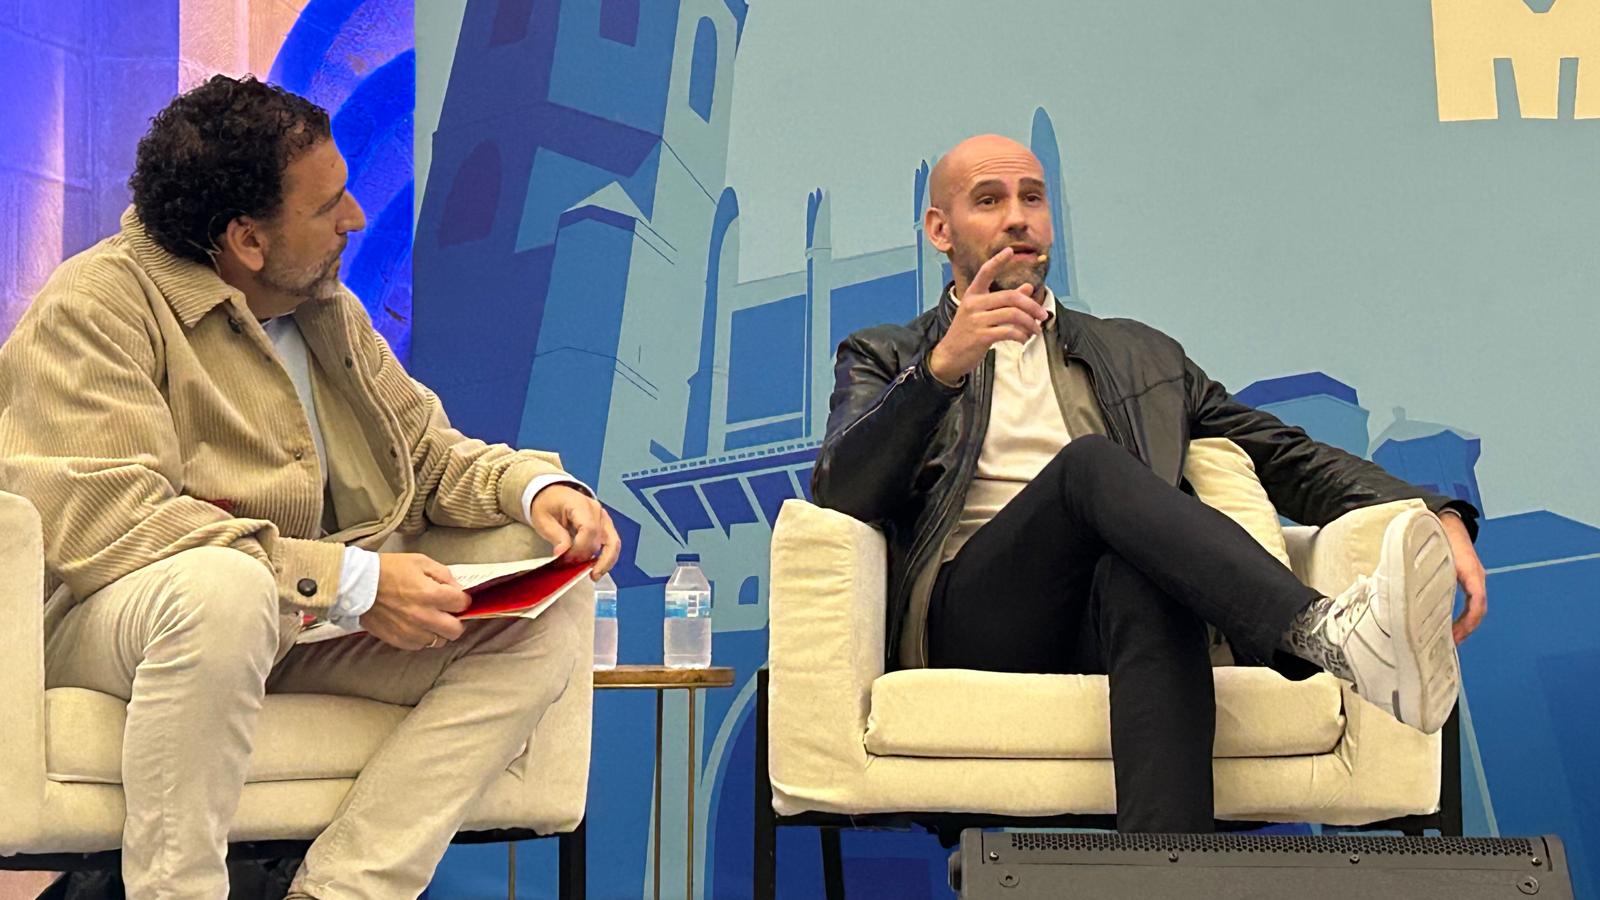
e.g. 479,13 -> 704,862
0,209 -> 566,614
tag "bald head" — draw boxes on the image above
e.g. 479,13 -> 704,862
923,133 -> 1053,297
927,134 -> 1042,211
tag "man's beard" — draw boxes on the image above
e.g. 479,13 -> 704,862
260,246 -> 344,301
949,227 -> 1050,295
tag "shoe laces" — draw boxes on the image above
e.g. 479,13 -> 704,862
1323,574 -> 1376,644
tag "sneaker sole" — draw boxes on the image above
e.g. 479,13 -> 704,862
1378,510 -> 1460,734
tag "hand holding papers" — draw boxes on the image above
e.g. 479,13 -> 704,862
298,556 -> 594,644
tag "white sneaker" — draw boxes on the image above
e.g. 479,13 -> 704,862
1290,510 -> 1460,734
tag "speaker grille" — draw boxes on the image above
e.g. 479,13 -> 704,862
1007,832 -> 1537,857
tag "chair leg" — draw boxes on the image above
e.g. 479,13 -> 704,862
820,828 -> 846,900
754,668 -> 777,900
558,819 -> 586,900
507,843 -> 517,900
1440,705 -> 1465,836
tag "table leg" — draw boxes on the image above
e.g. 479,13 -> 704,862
653,689 -> 664,900
688,687 -> 697,900
507,843 -> 517,900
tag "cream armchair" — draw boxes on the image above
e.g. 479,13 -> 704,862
755,476 -> 1462,898
0,490 -> 593,898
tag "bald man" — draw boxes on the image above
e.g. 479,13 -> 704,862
811,134 -> 1487,832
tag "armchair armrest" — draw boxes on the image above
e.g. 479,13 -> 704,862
1283,498 -> 1445,821
767,500 -> 887,810
1283,499 -> 1431,597
0,491 -> 46,853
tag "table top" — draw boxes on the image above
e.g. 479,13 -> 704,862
593,664 -> 736,690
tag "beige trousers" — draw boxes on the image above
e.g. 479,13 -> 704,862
43,545 -> 581,900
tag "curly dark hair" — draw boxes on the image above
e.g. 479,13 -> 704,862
129,75 -> 332,265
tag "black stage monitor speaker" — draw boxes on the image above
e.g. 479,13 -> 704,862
950,830 -> 1573,899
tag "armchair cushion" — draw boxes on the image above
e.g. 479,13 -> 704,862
865,668 -> 1345,760
1184,437 -> 1291,569
45,690 -> 408,785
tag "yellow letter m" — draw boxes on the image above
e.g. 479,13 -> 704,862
1432,0 -> 1600,119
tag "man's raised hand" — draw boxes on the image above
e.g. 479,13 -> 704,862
926,248 -> 1050,386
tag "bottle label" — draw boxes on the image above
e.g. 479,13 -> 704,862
664,592 -> 707,618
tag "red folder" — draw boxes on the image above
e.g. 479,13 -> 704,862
460,557 -> 594,619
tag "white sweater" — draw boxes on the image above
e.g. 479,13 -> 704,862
943,287 -> 1072,561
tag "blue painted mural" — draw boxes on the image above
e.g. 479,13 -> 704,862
4,0 -> 1597,897
412,3 -> 1600,898
271,0 -> 416,358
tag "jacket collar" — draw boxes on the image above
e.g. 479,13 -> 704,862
118,207 -> 250,328
937,281 -> 958,327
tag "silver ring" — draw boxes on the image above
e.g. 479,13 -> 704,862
427,635 -> 442,650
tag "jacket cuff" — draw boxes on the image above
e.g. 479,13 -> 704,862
1434,498 -> 1480,541
913,354 -> 965,400
497,455 -> 570,523
517,475 -> 592,525
269,536 -> 347,612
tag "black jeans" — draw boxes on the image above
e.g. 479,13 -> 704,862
927,435 -> 1321,832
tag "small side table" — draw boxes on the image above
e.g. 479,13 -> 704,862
594,665 -> 735,900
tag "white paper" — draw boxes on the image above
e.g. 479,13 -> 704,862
443,556 -> 557,590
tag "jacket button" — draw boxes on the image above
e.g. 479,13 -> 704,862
388,446 -> 398,458
227,317 -> 242,334
344,356 -> 354,369
293,448 -> 305,461
296,578 -> 318,597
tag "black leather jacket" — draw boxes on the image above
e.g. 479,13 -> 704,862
812,290 -> 1478,669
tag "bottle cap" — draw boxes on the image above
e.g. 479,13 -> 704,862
675,553 -> 700,564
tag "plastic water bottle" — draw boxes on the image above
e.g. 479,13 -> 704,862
592,572 -> 618,671
663,553 -> 712,669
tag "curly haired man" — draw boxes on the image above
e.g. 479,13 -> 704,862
0,76 -> 619,898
